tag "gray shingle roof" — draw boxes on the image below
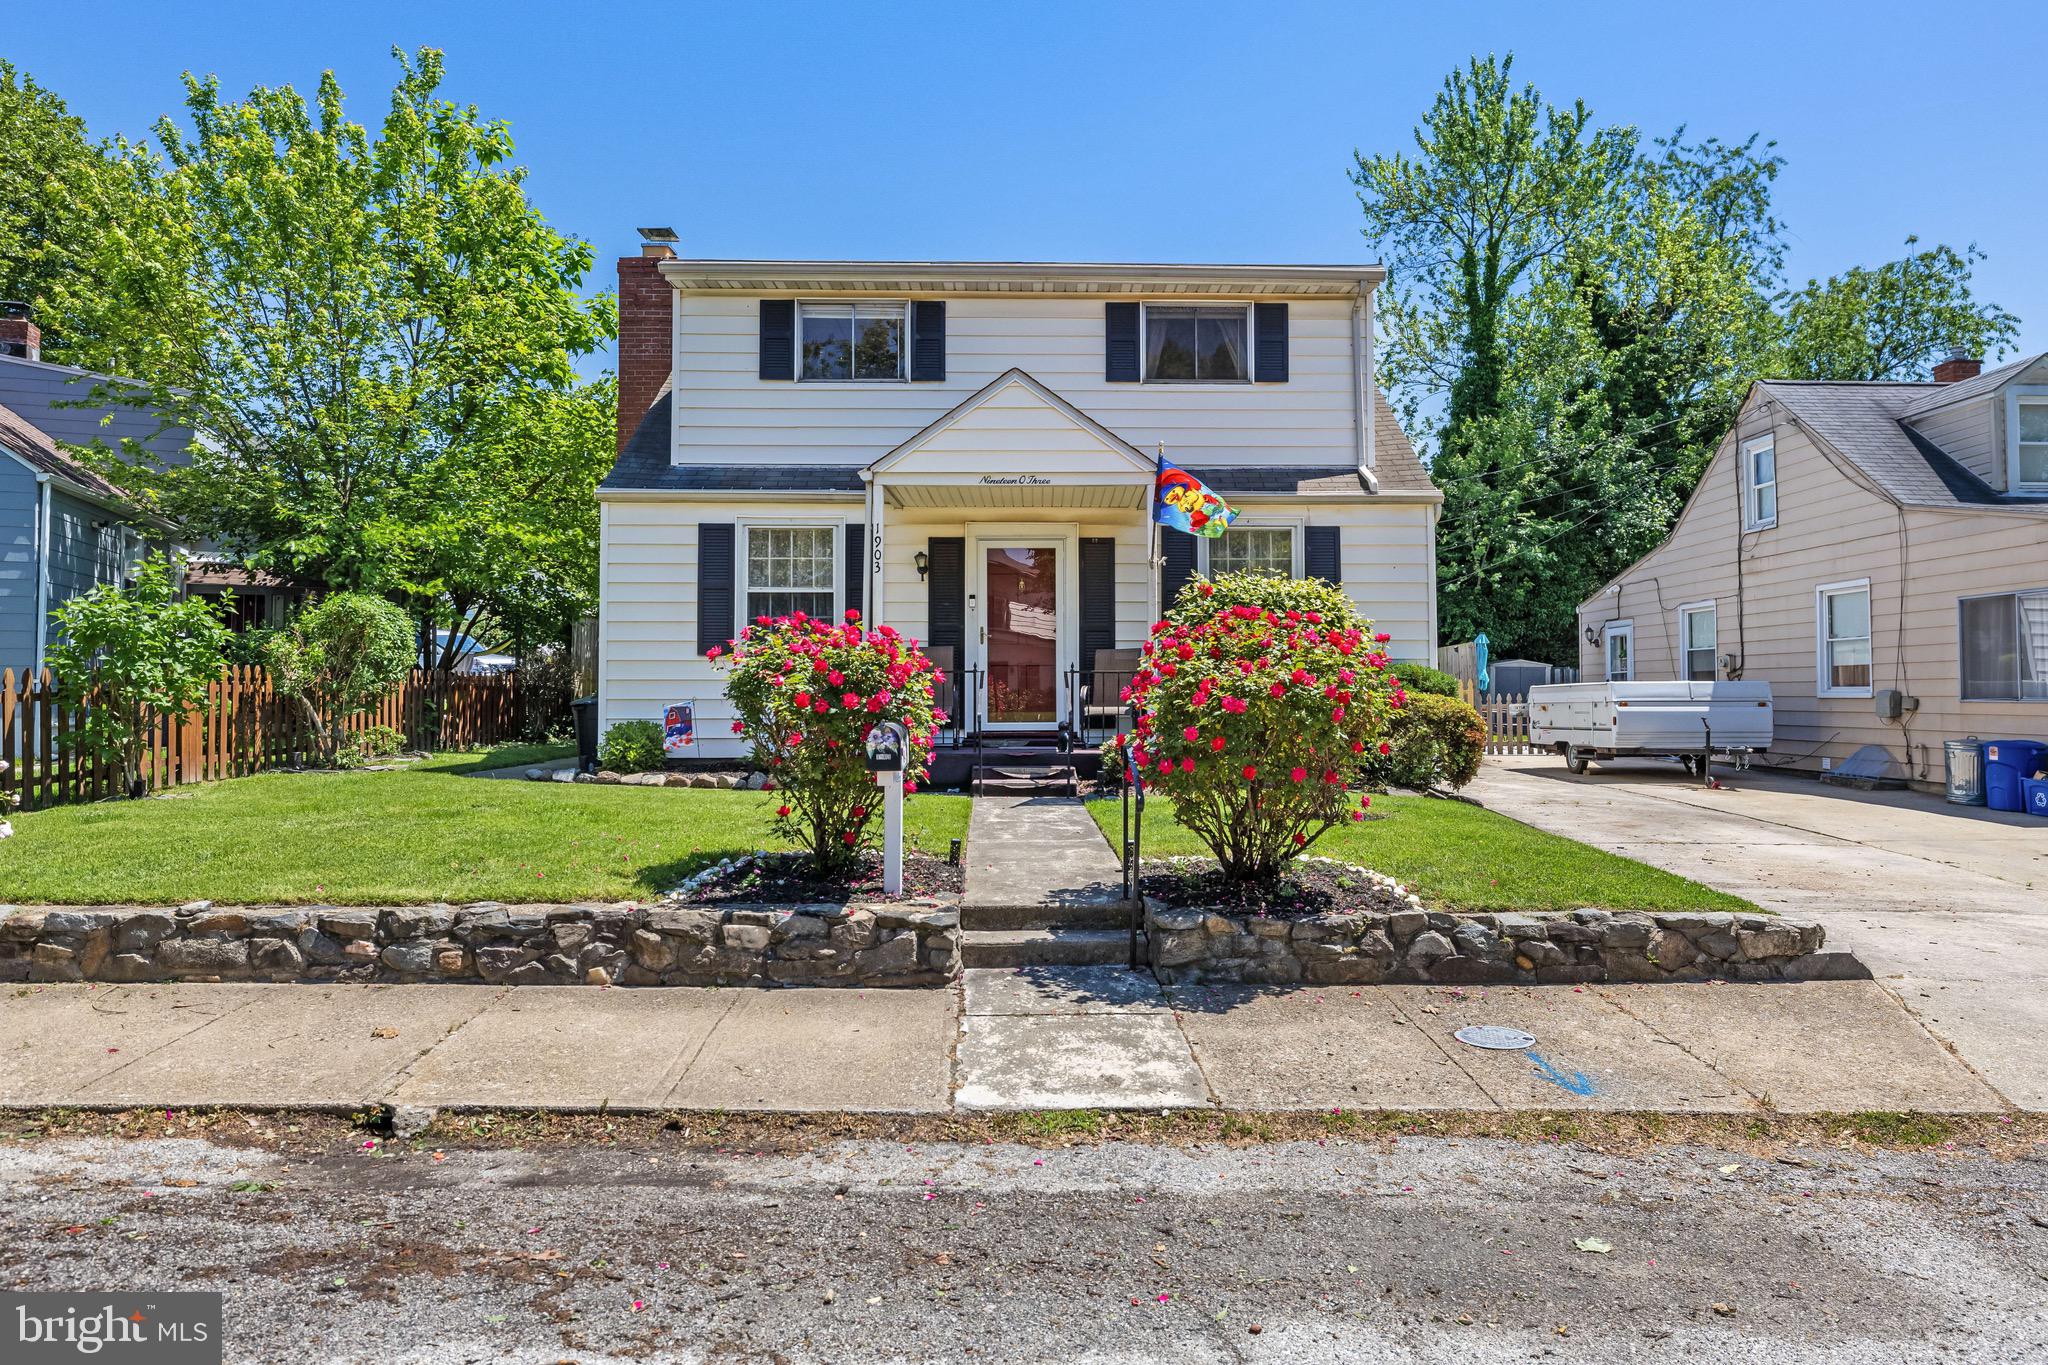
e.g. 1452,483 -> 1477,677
0,399 -> 128,501
601,381 -> 1440,500
1898,350 -> 2048,418
1759,378 -> 2048,514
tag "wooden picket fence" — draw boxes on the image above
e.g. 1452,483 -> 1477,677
1457,682 -> 1538,756
0,667 -> 555,813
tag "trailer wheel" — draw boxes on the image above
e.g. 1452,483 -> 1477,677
1564,745 -> 1589,775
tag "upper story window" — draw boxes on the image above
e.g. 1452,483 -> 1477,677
1144,304 -> 1249,383
2018,399 -> 2048,489
1742,434 -> 1777,529
799,302 -> 905,381
1816,580 -> 1872,696
1207,526 -> 1296,578
1960,589 -> 2048,701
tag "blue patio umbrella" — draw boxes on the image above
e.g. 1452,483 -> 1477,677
1474,633 -> 1490,694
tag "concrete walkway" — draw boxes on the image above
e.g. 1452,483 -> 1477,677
962,794 -> 1126,912
0,969 -> 2011,1115
1470,753 -> 2048,1108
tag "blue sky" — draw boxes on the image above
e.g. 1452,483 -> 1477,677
11,0 -> 2043,371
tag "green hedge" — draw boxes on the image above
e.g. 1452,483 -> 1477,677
1388,661 -> 1461,697
598,720 -> 666,773
1361,692 -> 1486,791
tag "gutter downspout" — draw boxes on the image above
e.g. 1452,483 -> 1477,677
1351,287 -> 1379,494
32,474 -> 51,669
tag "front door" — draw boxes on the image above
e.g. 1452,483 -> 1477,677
980,544 -> 1060,728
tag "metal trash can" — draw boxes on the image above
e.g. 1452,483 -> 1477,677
1943,739 -> 1985,805
571,696 -> 597,774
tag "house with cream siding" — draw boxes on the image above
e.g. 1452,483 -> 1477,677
1576,351 -> 2048,788
596,242 -> 1439,776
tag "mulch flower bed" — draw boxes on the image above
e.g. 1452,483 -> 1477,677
1137,855 -> 1418,920
684,850 -> 964,904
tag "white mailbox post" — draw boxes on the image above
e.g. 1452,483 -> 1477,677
862,720 -> 909,895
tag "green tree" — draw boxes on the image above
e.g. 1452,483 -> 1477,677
44,556 -> 231,797
85,47 -> 612,651
1777,239 -> 2021,380
262,593 -> 418,766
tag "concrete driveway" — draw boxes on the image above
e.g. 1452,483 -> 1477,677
1471,753 -> 2048,1108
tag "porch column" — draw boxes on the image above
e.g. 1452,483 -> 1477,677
865,476 -> 887,630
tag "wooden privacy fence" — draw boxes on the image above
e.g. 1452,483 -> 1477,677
0,667 -> 557,813
1456,682 -> 1540,757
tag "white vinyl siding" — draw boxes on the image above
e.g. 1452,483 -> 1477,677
1742,434 -> 1777,529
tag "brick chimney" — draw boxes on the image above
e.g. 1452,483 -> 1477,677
1933,351 -> 1982,384
617,231 -> 677,453
0,302 -> 41,362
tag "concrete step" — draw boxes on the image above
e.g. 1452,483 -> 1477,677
974,770 -> 1076,796
961,899 -> 1136,931
961,928 -> 1142,969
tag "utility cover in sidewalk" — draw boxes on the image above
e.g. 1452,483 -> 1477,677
1454,1025 -> 1536,1050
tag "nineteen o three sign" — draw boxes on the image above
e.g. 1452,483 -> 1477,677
869,522 -> 884,603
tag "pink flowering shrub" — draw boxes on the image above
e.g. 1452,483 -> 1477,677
715,610 -> 943,875
1120,573 -> 1403,883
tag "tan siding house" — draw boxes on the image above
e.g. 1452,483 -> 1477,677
1577,352 -> 2048,788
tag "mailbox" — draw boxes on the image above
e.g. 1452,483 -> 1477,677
864,720 -> 908,773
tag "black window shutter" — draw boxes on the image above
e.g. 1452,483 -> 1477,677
1159,528 -> 1196,611
1104,302 -> 1140,382
910,301 -> 946,381
843,522 -> 865,619
1254,302 -> 1289,382
927,537 -> 965,660
758,299 -> 794,380
1304,525 -> 1341,584
1079,537 -> 1116,673
697,523 -> 736,655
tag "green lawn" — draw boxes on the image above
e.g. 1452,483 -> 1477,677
0,746 -> 971,906
1085,794 -> 1752,913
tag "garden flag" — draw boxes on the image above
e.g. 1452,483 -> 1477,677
1154,457 -> 1237,537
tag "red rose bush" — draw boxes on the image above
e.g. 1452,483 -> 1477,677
1120,573 -> 1403,883
715,610 -> 943,876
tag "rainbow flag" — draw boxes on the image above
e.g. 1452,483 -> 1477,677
1153,457 -> 1237,538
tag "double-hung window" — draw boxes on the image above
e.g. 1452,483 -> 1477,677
1960,589 -> 2048,701
1144,304 -> 1249,382
745,526 -> 836,622
2017,399 -> 2048,490
1679,603 -> 1718,681
1817,581 -> 1872,696
1207,526 -> 1296,578
1742,434 -> 1777,529
799,301 -> 905,381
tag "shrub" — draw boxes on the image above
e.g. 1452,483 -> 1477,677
1360,692 -> 1486,791
333,723 -> 408,770
45,555 -> 232,797
1387,660 -> 1460,697
1123,576 -> 1400,883
598,719 -> 665,773
719,609 -> 941,876
263,593 -> 416,766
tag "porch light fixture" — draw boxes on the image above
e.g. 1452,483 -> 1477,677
914,549 -> 930,582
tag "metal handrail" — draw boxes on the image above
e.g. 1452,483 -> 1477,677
1120,704 -> 1144,970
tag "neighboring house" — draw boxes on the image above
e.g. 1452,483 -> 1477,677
0,311 -> 297,667
1577,351 -> 2048,788
596,242 -> 1440,764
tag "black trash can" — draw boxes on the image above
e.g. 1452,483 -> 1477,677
571,696 -> 597,773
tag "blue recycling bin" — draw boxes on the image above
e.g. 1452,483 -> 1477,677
2025,779 -> 2048,819
1983,739 -> 2048,813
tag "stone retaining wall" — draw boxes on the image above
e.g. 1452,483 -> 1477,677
0,900 -> 961,988
1149,903 -> 1864,987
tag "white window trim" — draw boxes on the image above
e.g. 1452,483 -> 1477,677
1958,586 -> 2048,703
795,299 -> 909,384
1198,519 -> 1302,578
2008,387 -> 2048,492
737,518 -> 844,636
1603,619 -> 1634,681
1677,599 -> 1718,681
1741,434 -> 1777,530
1815,577 -> 1873,699
1140,301 -> 1254,385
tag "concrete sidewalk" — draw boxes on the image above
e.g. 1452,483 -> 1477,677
1,967 -> 2013,1116
1469,754 -> 2048,1108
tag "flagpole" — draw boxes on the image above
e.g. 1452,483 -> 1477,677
1151,442 -> 1163,618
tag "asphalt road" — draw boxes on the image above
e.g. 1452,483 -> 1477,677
5,1132 -> 2046,1362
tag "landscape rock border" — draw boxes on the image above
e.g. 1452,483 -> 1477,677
1,898 -> 960,989
1149,901 -> 1866,986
